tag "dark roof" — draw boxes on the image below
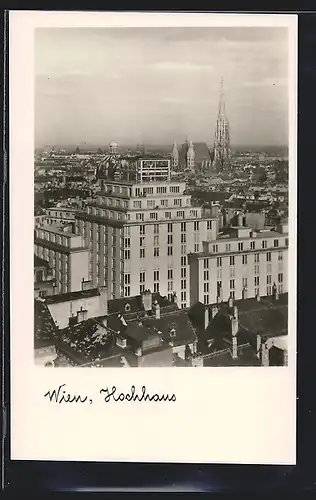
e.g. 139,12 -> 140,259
204,345 -> 261,367
45,288 -> 100,305
179,142 -> 211,164
75,211 -> 125,228
34,255 -> 50,269
107,293 -> 175,316
191,190 -> 230,203
57,318 -> 113,365
34,299 -> 58,349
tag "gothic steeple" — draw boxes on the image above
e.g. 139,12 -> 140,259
212,77 -> 231,172
171,141 -> 179,169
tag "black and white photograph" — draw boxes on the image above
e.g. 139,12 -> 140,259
33,24 -> 292,369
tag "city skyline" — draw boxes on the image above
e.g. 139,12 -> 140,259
35,27 -> 289,148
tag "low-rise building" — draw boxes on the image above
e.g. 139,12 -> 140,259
34,225 -> 90,294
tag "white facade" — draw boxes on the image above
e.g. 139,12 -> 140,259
75,180 -> 218,307
136,159 -> 171,183
34,226 -> 90,294
189,226 -> 288,306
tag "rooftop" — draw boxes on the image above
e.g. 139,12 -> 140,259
45,287 -> 101,305
34,299 -> 58,349
34,255 -> 50,269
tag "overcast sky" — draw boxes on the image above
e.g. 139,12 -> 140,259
35,27 -> 289,147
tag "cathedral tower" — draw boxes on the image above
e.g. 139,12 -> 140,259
212,78 -> 231,172
171,142 -> 179,169
186,141 -> 195,171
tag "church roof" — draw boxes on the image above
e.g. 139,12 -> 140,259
179,142 -> 211,165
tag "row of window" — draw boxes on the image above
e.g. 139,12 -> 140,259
204,251 -> 284,268
203,285 -> 284,304
211,238 -> 288,254
133,198 -> 189,209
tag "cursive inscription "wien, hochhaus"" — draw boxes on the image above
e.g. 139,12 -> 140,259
100,385 -> 176,403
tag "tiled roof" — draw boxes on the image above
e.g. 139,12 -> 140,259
204,345 -> 261,367
34,299 -> 58,349
45,288 -> 101,305
179,142 -> 211,163
140,310 -> 197,347
107,293 -> 175,315
57,318 -> 113,365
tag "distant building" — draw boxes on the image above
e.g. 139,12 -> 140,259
212,78 -> 231,172
188,221 -> 288,306
109,141 -> 119,154
171,142 -> 179,169
34,225 -> 90,294
34,255 -> 55,298
178,140 -> 212,172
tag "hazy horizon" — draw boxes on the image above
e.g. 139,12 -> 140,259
35,27 -> 289,148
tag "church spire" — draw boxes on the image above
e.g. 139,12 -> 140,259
212,77 -> 230,172
171,141 -> 179,169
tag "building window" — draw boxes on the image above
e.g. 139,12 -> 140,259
194,244 -> 199,252
150,212 -> 158,220
154,247 -> 159,257
194,221 -> 199,231
267,275 -> 272,284
124,237 -> 130,248
262,240 -> 267,249
168,269 -> 173,280
140,272 -> 145,283
255,264 -> 260,275
230,279 -> 235,289
181,244 -> 186,254
255,276 -> 260,286
167,293 -> 173,302
124,286 -> 130,297
242,277 -> 248,288
181,222 -> 186,232
204,282 -> 209,293
229,290 -> 235,299
278,273 -> 283,283
168,234 -> 173,245
140,237 -> 145,247
204,294 -> 209,305
124,274 -> 130,285
154,224 -> 159,234
167,246 -> 173,256
204,270 -> 209,281
139,225 -> 145,235
154,283 -> 160,293
154,270 -> 160,281
181,233 -> 186,243
213,244 -> 218,253
274,239 -> 279,248
230,267 -> 235,278
161,199 -> 168,207
217,257 -> 222,267
167,223 -> 173,233
207,220 -> 212,230
238,242 -> 244,251
181,256 -> 187,266
165,212 -> 172,219
278,251 -> 283,261
204,258 -> 209,269
267,286 -> 272,296
181,291 -> 186,302
254,253 -> 260,263
230,256 -> 235,266
255,287 -> 259,297
147,200 -> 155,209
267,263 -> 272,273
278,284 -> 283,294
266,252 -> 272,262
250,241 -> 256,250
140,284 -> 145,294
168,281 -> 173,292
133,201 -> 141,209
226,243 -> 231,252
124,250 -> 130,260
181,268 -> 187,278
181,279 -> 186,290
177,211 -> 185,218
140,248 -> 145,259
154,235 -> 159,246
136,213 -> 144,222
242,255 -> 248,265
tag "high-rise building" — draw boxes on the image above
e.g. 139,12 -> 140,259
212,77 -> 231,172
75,179 -> 218,307
188,221 -> 288,306
171,142 -> 179,169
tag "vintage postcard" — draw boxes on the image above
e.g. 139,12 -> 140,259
10,11 -> 297,464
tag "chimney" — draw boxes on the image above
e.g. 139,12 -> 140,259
261,342 -> 269,367
237,213 -> 243,227
256,334 -> 262,358
256,292 -> 261,302
211,305 -> 218,319
231,316 -> 238,337
204,307 -> 210,330
98,286 -> 108,316
172,292 -> 179,308
228,296 -> 234,308
232,336 -> 238,359
233,305 -> 238,321
154,300 -> 161,319
141,289 -> 152,312
77,306 -> 87,323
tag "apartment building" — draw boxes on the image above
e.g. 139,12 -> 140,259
188,221 -> 288,306
34,226 -> 90,294
75,179 -> 218,307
